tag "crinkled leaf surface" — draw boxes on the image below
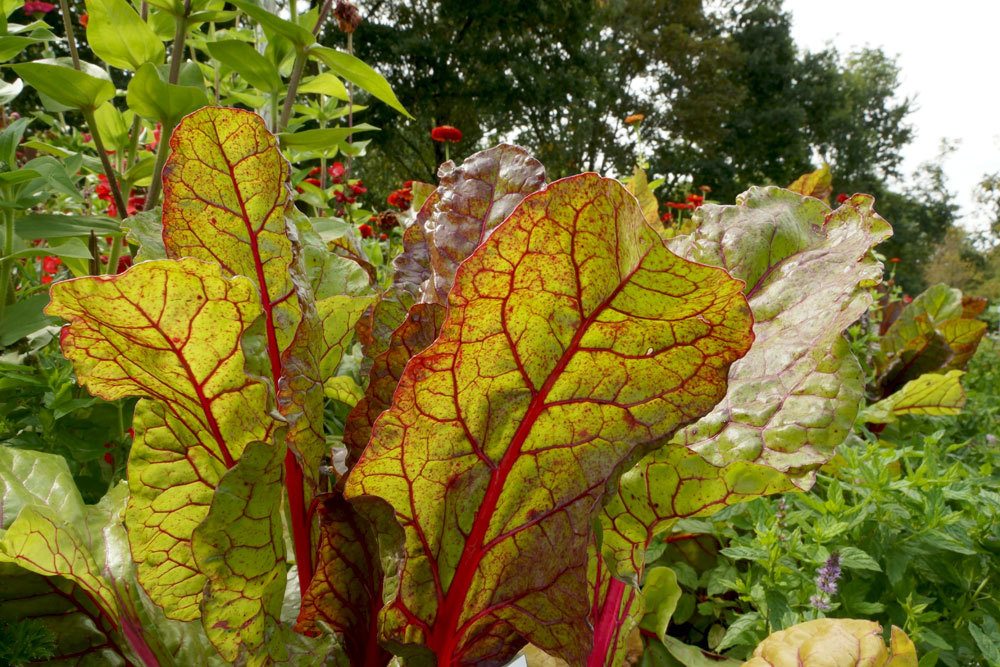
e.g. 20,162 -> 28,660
742,619 -> 917,667
861,370 -> 966,424
602,188 -> 889,578
46,258 -> 276,621
668,189 -> 889,472
345,173 -> 752,665
358,145 -> 545,362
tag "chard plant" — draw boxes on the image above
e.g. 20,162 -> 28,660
0,105 -> 920,666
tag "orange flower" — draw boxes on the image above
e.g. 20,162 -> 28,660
624,113 -> 645,124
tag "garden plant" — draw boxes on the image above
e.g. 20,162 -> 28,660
0,1 -> 994,666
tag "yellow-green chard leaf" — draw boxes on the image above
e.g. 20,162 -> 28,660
742,619 -> 917,667
344,173 -> 753,664
601,188 -> 891,580
46,258 -> 278,622
861,369 -> 966,424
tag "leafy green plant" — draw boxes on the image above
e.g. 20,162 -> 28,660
1,105 -> 898,665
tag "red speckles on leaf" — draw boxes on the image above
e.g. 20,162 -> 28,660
344,173 -> 752,665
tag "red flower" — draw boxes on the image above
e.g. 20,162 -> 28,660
328,162 -> 346,183
80,13 -> 88,27
889,257 -> 901,263
665,201 -> 694,210
836,193 -> 849,204
660,212 -> 673,223
103,452 -> 114,466
387,188 -> 413,210
379,233 -> 388,241
95,174 -> 112,202
685,194 -> 704,207
116,254 -> 133,274
351,182 -> 367,195
42,255 -> 62,275
126,195 -> 145,216
430,125 -> 462,143
358,223 -> 374,238
145,123 -> 161,152
304,177 -> 322,188
902,295 -> 912,304
402,180 -> 413,189
308,166 -> 322,176
23,0 -> 55,14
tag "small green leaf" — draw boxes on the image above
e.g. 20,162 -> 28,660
121,209 -> 166,261
969,622 -> 1000,666
298,72 -> 348,100
93,102 -> 131,152
126,63 -> 208,126
231,0 -> 314,50
278,124 -> 377,151
0,294 -> 59,346
5,237 -> 92,261
85,0 -> 164,70
309,46 -> 411,118
640,567 -> 682,641
12,60 -> 115,110
0,35 -> 46,60
0,77 -> 23,105
15,213 -> 120,240
206,40 -> 282,94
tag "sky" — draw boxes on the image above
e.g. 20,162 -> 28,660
782,0 -> 999,230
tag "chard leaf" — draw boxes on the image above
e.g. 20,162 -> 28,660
295,492 -> 393,667
602,188 -> 890,578
46,258 -> 277,621
743,619 -> 917,667
861,370 -> 966,424
877,284 -> 986,393
192,440 -> 289,665
587,544 -> 643,667
344,173 -> 752,664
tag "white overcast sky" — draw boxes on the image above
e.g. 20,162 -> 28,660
782,0 -> 1000,230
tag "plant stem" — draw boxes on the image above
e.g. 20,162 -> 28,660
56,0 -> 81,69
344,32 -> 354,183
167,0 -> 192,85
142,120 -> 176,211
278,52 -> 306,131
82,109 -> 129,222
0,208 -> 14,321
312,0 -> 332,35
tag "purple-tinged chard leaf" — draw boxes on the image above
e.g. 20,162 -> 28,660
191,440 -> 289,665
860,369 -> 966,424
344,173 -> 753,665
295,493 -> 393,667
877,284 -> 987,393
602,188 -> 890,579
587,543 -> 643,667
46,258 -> 277,621
357,145 -> 545,363
787,163 -> 833,203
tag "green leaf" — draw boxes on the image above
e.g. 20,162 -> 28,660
278,124 -> 377,151
93,101 -> 131,152
5,237 -> 93,261
298,72 -> 348,100
206,39 -> 282,94
968,622 -> 1000,666
47,258 -> 279,622
659,636 -> 742,666
640,567 -> 682,641
0,447 -> 83,531
231,0 -> 314,50
0,293 -> 58,345
12,59 -> 115,110
0,34 -> 46,60
837,546 -> 882,572
126,63 -> 208,126
344,173 -> 753,664
121,208 -> 166,261
309,45 -> 412,118
14,213 -> 121,239
85,0 -> 164,70
0,77 -> 23,105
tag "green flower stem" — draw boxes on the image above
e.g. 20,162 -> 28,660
278,51 -> 306,131
167,1 -> 192,86
56,0 -> 81,69
0,208 -> 14,320
141,119 -> 176,212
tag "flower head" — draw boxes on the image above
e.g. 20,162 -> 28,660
387,188 -> 413,210
24,0 -> 55,14
79,13 -> 89,27
358,223 -> 374,239
431,125 -> 462,143
836,193 -> 849,204
889,257 -> 901,263
686,193 -> 704,207
624,113 -> 644,124
328,161 -> 346,184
